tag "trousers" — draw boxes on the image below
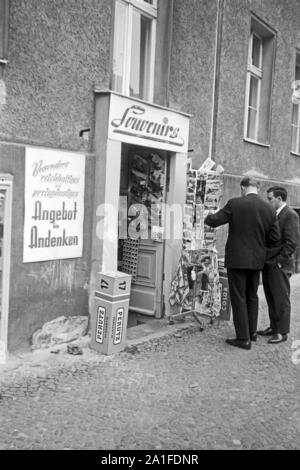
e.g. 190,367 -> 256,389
227,268 -> 260,340
262,264 -> 291,334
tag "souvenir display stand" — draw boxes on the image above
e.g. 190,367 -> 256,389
169,160 -> 224,328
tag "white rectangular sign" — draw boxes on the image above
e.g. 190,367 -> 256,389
96,307 -> 106,344
108,93 -> 190,153
23,147 -> 85,263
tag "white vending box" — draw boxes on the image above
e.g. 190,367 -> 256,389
90,271 -> 132,355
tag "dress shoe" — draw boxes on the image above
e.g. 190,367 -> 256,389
250,333 -> 257,342
268,333 -> 287,344
257,327 -> 274,336
226,338 -> 251,350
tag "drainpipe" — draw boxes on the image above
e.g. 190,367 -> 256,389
166,0 -> 174,107
209,0 -> 224,160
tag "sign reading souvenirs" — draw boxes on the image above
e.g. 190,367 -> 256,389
23,147 -> 85,262
108,93 -> 190,153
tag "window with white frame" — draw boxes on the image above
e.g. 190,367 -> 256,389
291,55 -> 300,154
245,32 -> 263,140
112,0 -> 157,102
244,17 -> 276,145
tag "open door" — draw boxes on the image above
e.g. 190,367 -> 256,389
0,174 -> 13,364
118,145 -> 168,318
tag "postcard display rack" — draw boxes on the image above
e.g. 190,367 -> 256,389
169,162 -> 224,328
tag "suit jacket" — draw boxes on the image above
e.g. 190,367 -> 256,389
266,205 -> 300,273
205,193 -> 280,269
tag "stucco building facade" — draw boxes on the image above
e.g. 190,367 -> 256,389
169,0 -> 300,254
0,0 -> 299,355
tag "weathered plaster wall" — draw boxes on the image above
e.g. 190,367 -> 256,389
169,0 -> 218,167
0,0 -> 176,351
0,143 -> 95,351
0,0 -> 109,350
154,0 -> 174,107
216,0 -> 300,180
0,0 -> 112,152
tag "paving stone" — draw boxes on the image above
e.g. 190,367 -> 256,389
0,276 -> 300,449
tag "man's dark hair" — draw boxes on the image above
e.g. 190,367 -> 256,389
240,176 -> 260,188
267,186 -> 288,202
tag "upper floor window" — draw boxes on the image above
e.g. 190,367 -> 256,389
0,0 -> 9,61
245,32 -> 263,141
291,53 -> 300,155
244,17 -> 276,145
112,0 -> 157,102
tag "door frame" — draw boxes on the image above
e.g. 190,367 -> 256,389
119,145 -> 169,318
0,174 -> 13,364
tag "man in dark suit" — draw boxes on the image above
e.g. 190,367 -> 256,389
204,176 -> 280,350
258,187 -> 300,344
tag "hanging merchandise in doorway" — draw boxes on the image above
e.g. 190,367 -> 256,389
120,149 -> 166,281
128,152 -> 149,206
148,153 -> 166,241
127,150 -> 166,241
118,145 -> 168,318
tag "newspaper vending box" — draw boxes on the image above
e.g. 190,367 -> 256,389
90,271 -> 132,355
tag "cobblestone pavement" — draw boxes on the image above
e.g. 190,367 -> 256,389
0,276 -> 300,450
